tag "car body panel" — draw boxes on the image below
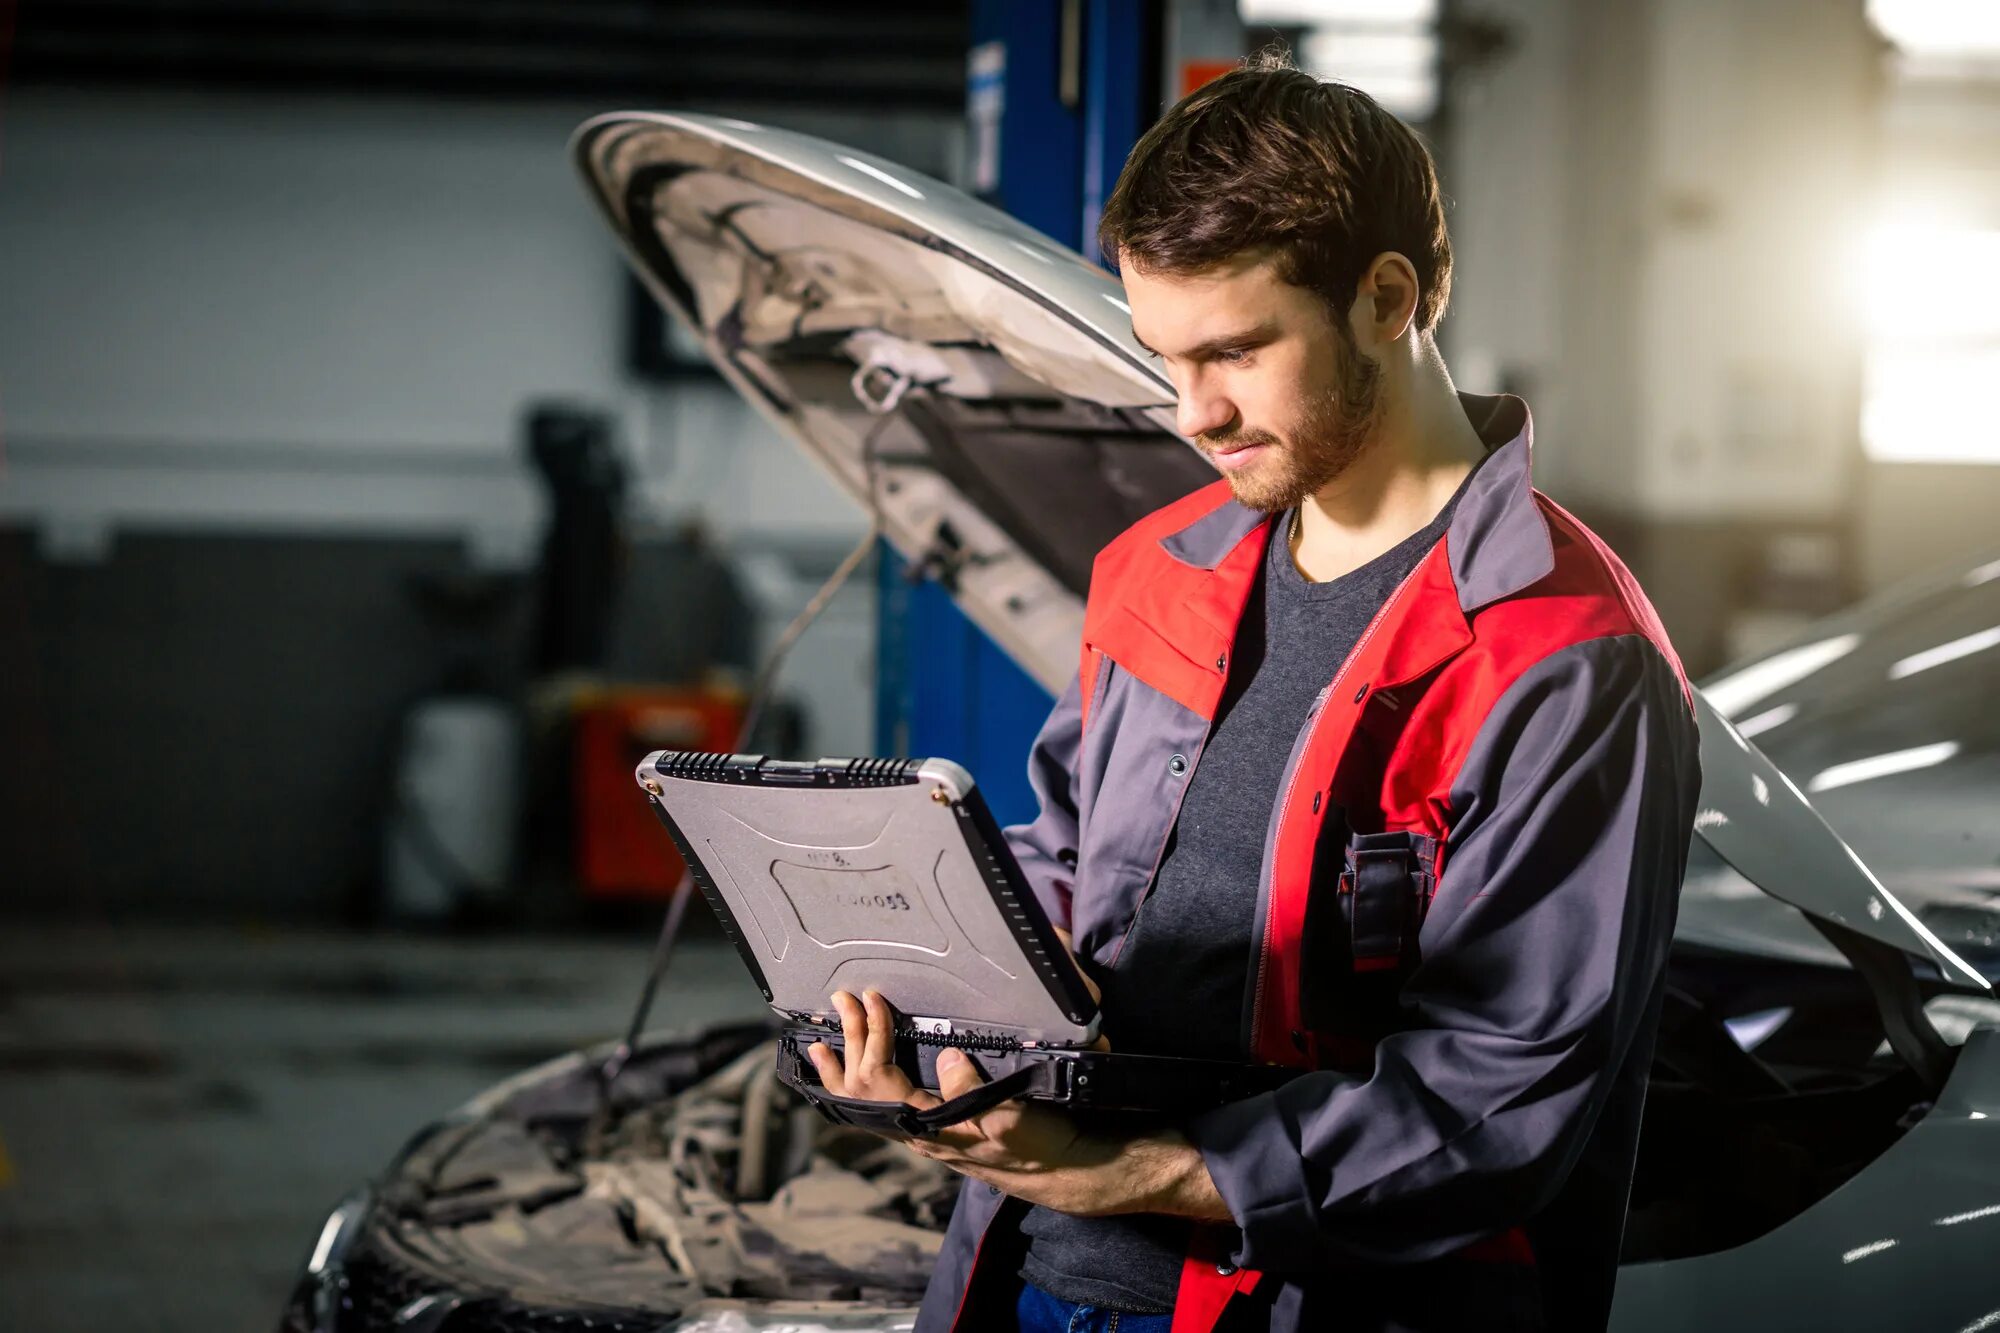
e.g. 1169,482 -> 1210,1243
1691,689 -> 1988,988
1612,1027 -> 2000,1330
1700,553 -> 2000,980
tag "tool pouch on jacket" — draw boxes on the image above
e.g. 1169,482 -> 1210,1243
1300,808 -> 1438,1047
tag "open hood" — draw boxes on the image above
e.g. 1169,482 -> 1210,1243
570,111 -> 1214,696
570,112 -> 1987,991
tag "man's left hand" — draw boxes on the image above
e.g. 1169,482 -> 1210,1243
806,989 -> 1230,1221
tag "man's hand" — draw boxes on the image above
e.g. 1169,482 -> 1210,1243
805,988 -> 1231,1222
805,988 -> 932,1108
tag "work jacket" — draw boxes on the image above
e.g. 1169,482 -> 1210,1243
914,393 -> 1704,1333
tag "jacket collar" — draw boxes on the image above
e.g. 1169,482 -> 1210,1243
1446,393 -> 1553,611
1157,487 -> 1266,569
1156,392 -> 1550,614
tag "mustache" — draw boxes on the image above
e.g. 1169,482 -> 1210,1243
1198,429 -> 1280,451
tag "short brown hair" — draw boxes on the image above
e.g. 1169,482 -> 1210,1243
1098,53 -> 1453,333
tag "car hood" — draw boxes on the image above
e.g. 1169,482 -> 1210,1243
570,111 -> 1987,991
1683,554 -> 2000,980
1686,691 -> 1986,986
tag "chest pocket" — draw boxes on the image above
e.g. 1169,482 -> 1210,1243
1299,810 -> 1438,1048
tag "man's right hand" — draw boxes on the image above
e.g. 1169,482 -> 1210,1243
807,988 -> 931,1106
806,930 -> 1109,1104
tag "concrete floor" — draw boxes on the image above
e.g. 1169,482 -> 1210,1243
0,921 -> 768,1332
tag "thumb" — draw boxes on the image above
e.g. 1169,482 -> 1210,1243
934,1046 -> 988,1099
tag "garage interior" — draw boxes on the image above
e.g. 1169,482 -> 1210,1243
2,1 -> 1997,1329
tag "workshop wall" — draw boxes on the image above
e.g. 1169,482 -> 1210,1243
0,88 -> 950,921
0,86 -> 951,555
1849,4 -> 2000,591
1447,0 -> 2000,673
1445,0 -> 1931,673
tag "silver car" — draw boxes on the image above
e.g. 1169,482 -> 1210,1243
279,114 -> 2000,1333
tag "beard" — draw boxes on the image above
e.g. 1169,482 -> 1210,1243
1200,332 -> 1383,513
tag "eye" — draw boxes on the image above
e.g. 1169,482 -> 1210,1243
1216,347 -> 1252,366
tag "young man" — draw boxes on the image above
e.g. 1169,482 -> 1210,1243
809,56 -> 1703,1333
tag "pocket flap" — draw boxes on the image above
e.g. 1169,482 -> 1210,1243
1339,830 -> 1436,971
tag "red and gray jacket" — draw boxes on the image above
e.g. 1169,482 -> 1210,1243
915,394 -> 1703,1333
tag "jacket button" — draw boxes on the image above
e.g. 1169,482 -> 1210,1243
1216,1261 -> 1238,1276
1167,754 -> 1188,777
988,1184 -> 1002,1196
1352,681 -> 1369,703
1215,654 -> 1226,670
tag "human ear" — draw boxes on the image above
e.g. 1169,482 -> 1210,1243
1353,252 -> 1420,346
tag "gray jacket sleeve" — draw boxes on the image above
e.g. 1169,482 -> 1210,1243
1001,669 -> 1088,933
1183,634 -> 1701,1271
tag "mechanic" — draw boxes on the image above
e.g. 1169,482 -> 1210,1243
808,54 -> 1703,1333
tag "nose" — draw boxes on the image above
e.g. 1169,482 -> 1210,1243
1175,371 -> 1236,441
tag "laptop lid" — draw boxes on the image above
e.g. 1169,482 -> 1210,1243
637,752 -> 1100,1049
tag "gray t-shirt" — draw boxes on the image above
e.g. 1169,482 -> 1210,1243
1018,490 -> 1465,1312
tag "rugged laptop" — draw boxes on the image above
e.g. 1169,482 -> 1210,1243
635,751 -> 1291,1138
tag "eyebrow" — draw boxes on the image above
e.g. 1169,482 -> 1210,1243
1130,322 -> 1279,361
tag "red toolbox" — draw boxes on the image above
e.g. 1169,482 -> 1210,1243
573,686 -> 744,899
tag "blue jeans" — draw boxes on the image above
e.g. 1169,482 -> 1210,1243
1015,1280 -> 1175,1333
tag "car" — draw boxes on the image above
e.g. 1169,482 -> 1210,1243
278,112 -> 2000,1333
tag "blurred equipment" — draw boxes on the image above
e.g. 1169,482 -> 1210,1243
573,686 -> 744,901
384,694 -> 520,920
382,568 -> 526,922
526,402 -> 628,676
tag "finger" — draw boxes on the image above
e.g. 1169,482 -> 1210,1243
933,1156 -> 1010,1195
831,990 -> 866,1058
929,1107 -> 1019,1157
860,989 -> 897,1076
830,990 -> 934,1107
807,1040 -> 845,1096
914,1120 -> 990,1161
934,1046 -> 987,1100
922,1049 -> 994,1155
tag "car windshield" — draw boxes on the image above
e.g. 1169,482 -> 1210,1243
1700,555 -> 2000,974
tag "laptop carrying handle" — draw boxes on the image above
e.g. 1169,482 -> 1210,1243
779,1048 -> 1059,1138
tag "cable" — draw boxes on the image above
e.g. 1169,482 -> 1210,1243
734,510 -> 883,750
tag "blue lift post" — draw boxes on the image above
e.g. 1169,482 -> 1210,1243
875,0 -> 1158,828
